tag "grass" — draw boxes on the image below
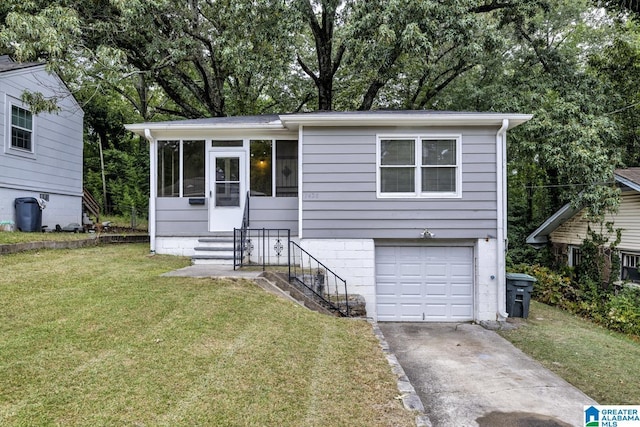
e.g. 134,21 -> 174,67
499,301 -> 640,404
0,244 -> 414,426
0,231 -> 98,245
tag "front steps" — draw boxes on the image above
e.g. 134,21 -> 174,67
192,234 -> 237,265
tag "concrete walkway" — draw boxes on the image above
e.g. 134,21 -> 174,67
161,264 -> 264,279
378,322 -> 596,427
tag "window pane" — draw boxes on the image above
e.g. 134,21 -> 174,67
381,167 -> 414,193
276,140 -> 298,197
11,127 -> 32,150
250,140 -> 273,196
215,183 -> 240,206
183,140 -> 205,197
422,167 -> 455,192
157,141 -> 180,197
422,139 -> 456,166
216,158 -> 240,182
381,139 -> 415,165
211,140 -> 243,147
12,105 -> 32,130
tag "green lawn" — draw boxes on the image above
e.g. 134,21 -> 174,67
499,301 -> 640,404
0,244 -> 414,426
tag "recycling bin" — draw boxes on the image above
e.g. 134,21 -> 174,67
506,272 -> 536,318
14,197 -> 42,232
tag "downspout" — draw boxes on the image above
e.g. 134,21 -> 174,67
496,119 -> 509,320
144,129 -> 157,253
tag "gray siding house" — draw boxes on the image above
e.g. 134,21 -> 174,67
126,111 -> 531,322
0,56 -> 84,229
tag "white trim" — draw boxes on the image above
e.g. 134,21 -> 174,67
298,125 -> 304,239
145,129 -> 157,253
5,96 -> 36,158
376,134 -> 462,199
281,112 -> 533,129
496,119 -> 509,320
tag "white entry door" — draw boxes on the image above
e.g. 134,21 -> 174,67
209,151 -> 246,231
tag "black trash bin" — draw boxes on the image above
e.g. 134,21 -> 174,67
14,197 -> 42,232
506,272 -> 536,318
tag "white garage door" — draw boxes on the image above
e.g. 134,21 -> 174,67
376,246 -> 474,322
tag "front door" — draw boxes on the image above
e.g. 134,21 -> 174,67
209,151 -> 245,231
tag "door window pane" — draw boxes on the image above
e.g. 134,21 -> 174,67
215,157 -> 240,207
215,183 -> 240,206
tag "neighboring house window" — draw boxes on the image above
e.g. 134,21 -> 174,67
621,252 -> 640,282
378,135 -> 461,198
157,140 -> 205,197
11,105 -> 33,152
568,246 -> 582,267
250,139 -> 298,197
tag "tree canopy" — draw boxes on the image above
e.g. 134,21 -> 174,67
2,0 -> 640,264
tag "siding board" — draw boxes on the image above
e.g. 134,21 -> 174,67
301,126 -> 498,239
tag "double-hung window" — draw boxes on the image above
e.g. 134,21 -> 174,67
11,105 -> 34,152
378,135 -> 461,198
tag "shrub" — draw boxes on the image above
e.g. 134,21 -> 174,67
512,264 -> 577,309
602,287 -> 640,336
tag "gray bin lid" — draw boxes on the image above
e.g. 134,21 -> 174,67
506,272 -> 537,282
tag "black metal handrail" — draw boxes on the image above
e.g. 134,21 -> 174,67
234,228 -> 291,270
233,193 -> 251,270
288,241 -> 350,317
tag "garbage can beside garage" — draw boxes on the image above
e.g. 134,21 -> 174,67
506,272 -> 536,318
14,197 -> 43,232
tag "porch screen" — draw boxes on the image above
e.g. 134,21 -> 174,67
157,140 -> 205,197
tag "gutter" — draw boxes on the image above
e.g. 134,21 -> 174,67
496,119 -> 510,320
144,129 -> 157,253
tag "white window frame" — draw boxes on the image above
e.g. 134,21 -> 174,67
376,134 -> 462,198
5,97 -> 36,157
621,252 -> 640,282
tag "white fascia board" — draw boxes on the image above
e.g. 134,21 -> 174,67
124,122 -> 285,137
525,203 -> 581,246
280,113 -> 533,130
614,174 -> 640,193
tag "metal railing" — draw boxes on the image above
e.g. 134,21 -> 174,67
234,228 -> 291,270
288,241 -> 350,317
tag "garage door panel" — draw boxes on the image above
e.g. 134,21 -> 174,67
400,283 -> 422,296
425,283 -> 447,296
451,284 -> 473,296
376,245 -> 474,322
377,283 -> 398,296
425,304 -> 447,318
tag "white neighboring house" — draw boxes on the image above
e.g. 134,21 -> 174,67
0,55 -> 84,230
527,168 -> 640,283
127,110 -> 532,322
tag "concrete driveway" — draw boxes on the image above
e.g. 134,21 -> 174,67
378,322 -> 597,427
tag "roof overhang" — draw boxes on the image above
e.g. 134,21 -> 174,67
126,111 -> 533,138
280,112 -> 533,130
525,203 -> 582,247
